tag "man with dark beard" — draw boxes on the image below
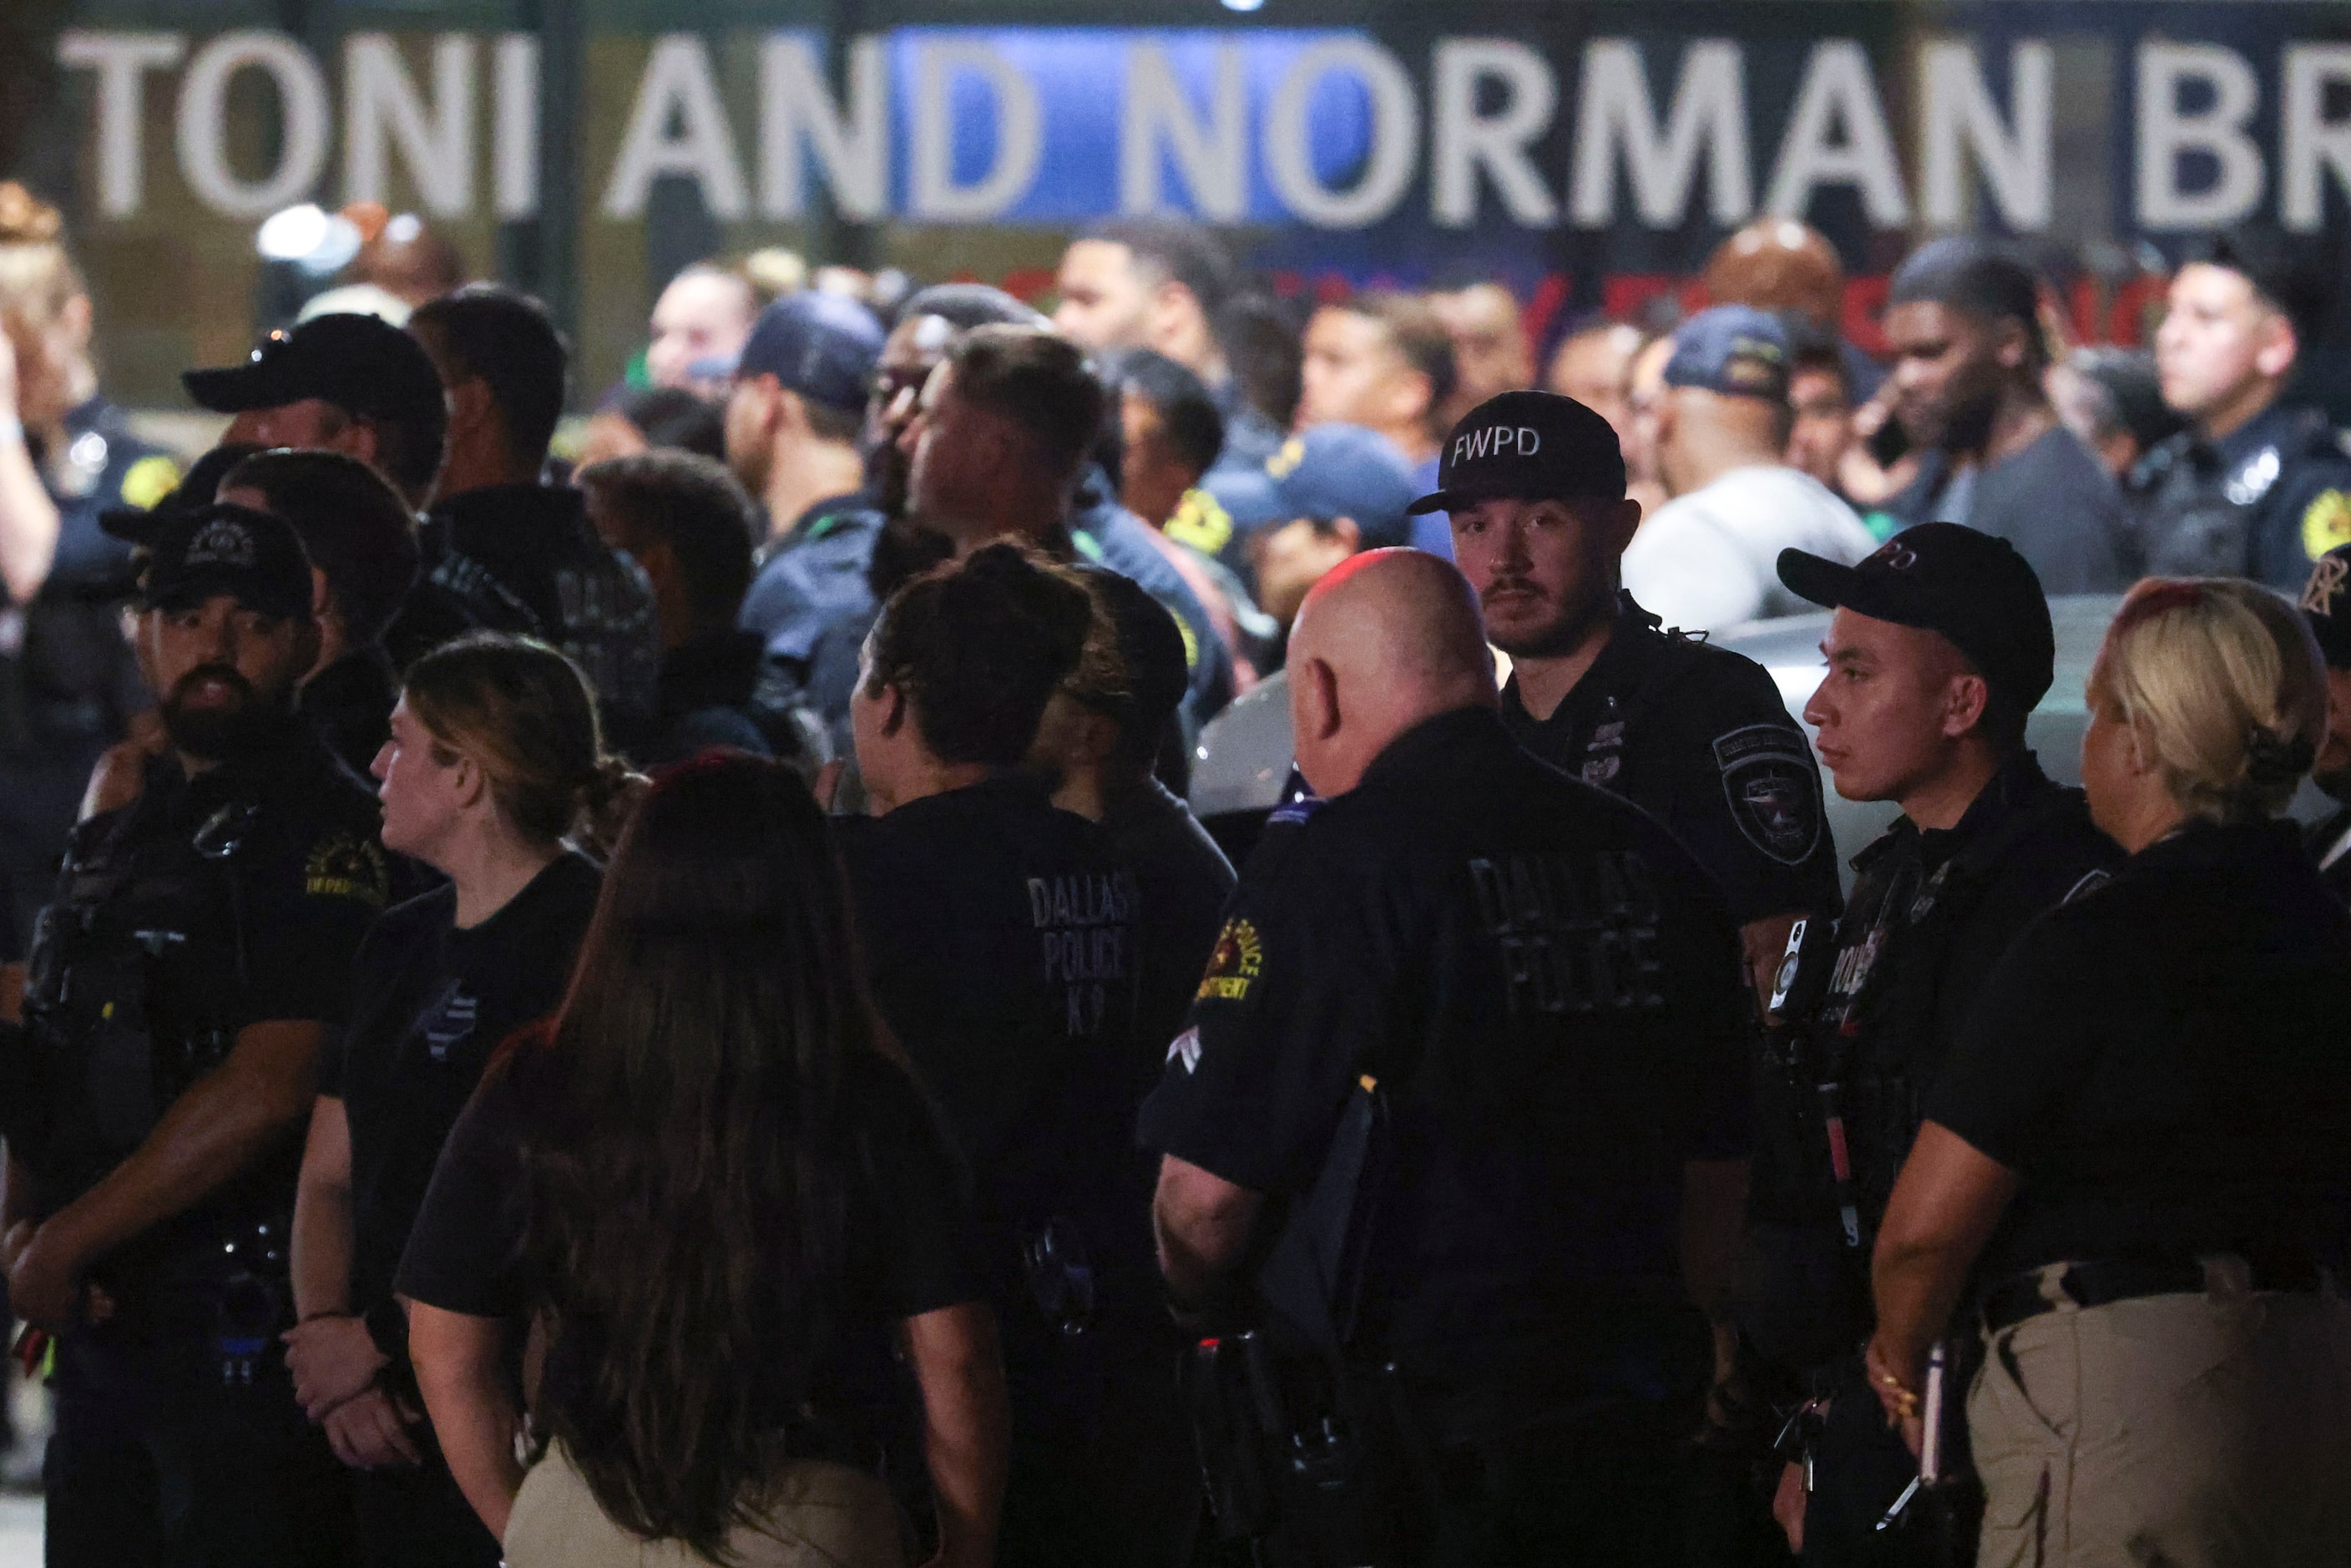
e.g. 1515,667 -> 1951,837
1,502 -> 397,1566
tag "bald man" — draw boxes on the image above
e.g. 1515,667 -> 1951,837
1140,548 -> 1753,1565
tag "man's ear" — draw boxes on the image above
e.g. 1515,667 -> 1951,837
879,683 -> 908,739
291,616 -> 322,675
2253,311 -> 2299,382
1297,655 -> 1342,743
446,377 -> 497,443
1331,517 -> 1363,554
1992,317 -> 2031,373
1604,496 -> 1644,555
1941,671 -> 1991,740
1149,280 -> 1201,346
310,566 -> 331,622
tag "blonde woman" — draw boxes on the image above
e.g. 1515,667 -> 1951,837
0,180 -> 179,943
1870,577 -> 2351,1565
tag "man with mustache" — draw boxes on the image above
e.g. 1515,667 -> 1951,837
1430,392 -> 1842,1004
1,502 -> 397,1565
1428,390 -> 1847,1553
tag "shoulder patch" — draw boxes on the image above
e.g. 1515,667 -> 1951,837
1165,487 -> 1234,559
1712,724 -> 1823,867
2303,489 -> 2351,562
304,832 -> 390,908
1196,918 -> 1264,1003
118,453 -> 182,512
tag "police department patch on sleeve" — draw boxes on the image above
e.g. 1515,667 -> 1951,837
1712,725 -> 1823,867
304,833 -> 390,908
2303,489 -> 2351,561
1196,918 -> 1263,1002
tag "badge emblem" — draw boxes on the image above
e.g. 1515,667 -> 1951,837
2304,490 -> 2351,562
1713,725 -> 1823,866
1196,918 -> 1263,1002
304,833 -> 390,908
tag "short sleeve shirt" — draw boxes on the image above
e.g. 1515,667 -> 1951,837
396,1042 -> 982,1452
1879,427 -> 2125,594
1500,594 -> 1843,929
833,779 -> 1157,1326
318,852 -> 601,1334
1927,820 -> 2351,1284
1139,708 -> 1751,1370
1619,466 -> 1878,634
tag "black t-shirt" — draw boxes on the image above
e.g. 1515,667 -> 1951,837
1500,593 -> 1843,929
298,647 -> 397,783
1102,776 -> 1237,1059
1882,426 -> 2125,594
397,1040 -> 979,1449
1928,820 -> 2351,1284
834,781 -> 1150,1299
1139,708 -> 1750,1380
386,483 -> 661,744
319,852 -> 601,1348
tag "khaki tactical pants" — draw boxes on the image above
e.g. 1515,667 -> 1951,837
1969,1259 -> 2351,1568
504,1440 -> 913,1568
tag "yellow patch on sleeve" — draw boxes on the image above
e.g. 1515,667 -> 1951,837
1164,488 -> 1234,559
1195,918 -> 1264,1002
303,833 -> 390,909
117,453 -> 182,512
2303,489 -> 2351,561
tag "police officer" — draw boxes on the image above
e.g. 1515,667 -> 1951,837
1757,524 -> 2121,1563
2131,225 -> 2351,589
1428,390 -> 1843,1007
1870,576 -> 2351,1565
837,543 -> 1185,1567
1,503 -> 396,1565
397,286 -> 662,746
0,182 -> 182,948
2294,543 -> 2351,896
1142,549 -> 1753,1565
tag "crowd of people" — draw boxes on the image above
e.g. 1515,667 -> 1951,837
0,163 -> 2346,1568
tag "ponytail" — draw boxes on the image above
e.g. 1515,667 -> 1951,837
403,633 -> 644,850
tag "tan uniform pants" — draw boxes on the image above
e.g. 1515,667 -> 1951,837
1969,1260 -> 2351,1568
503,1440 -> 913,1568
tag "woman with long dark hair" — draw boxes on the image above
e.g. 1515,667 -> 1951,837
398,754 -> 1007,1567
287,634 -> 624,1566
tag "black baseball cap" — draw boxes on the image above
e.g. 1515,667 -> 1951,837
2301,545 -> 2351,670
182,313 -> 447,432
1664,306 -> 1792,402
1408,390 -> 1625,516
1778,523 -> 2055,711
734,291 -> 886,414
139,503 -> 316,622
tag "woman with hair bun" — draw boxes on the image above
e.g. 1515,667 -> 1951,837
286,633 -> 631,1567
0,180 -> 182,943
1869,577 -> 2351,1565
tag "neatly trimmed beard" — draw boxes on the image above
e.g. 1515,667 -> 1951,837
159,665 -> 294,761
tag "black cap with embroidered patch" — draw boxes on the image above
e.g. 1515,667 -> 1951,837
1778,523 -> 2055,711
1407,390 -> 1625,516
2300,544 -> 2351,670
139,502 -> 316,622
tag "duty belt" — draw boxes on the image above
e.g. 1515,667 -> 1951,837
1980,1251 -> 2333,1334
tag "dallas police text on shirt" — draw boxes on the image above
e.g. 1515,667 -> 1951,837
1029,870 -> 1138,1035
